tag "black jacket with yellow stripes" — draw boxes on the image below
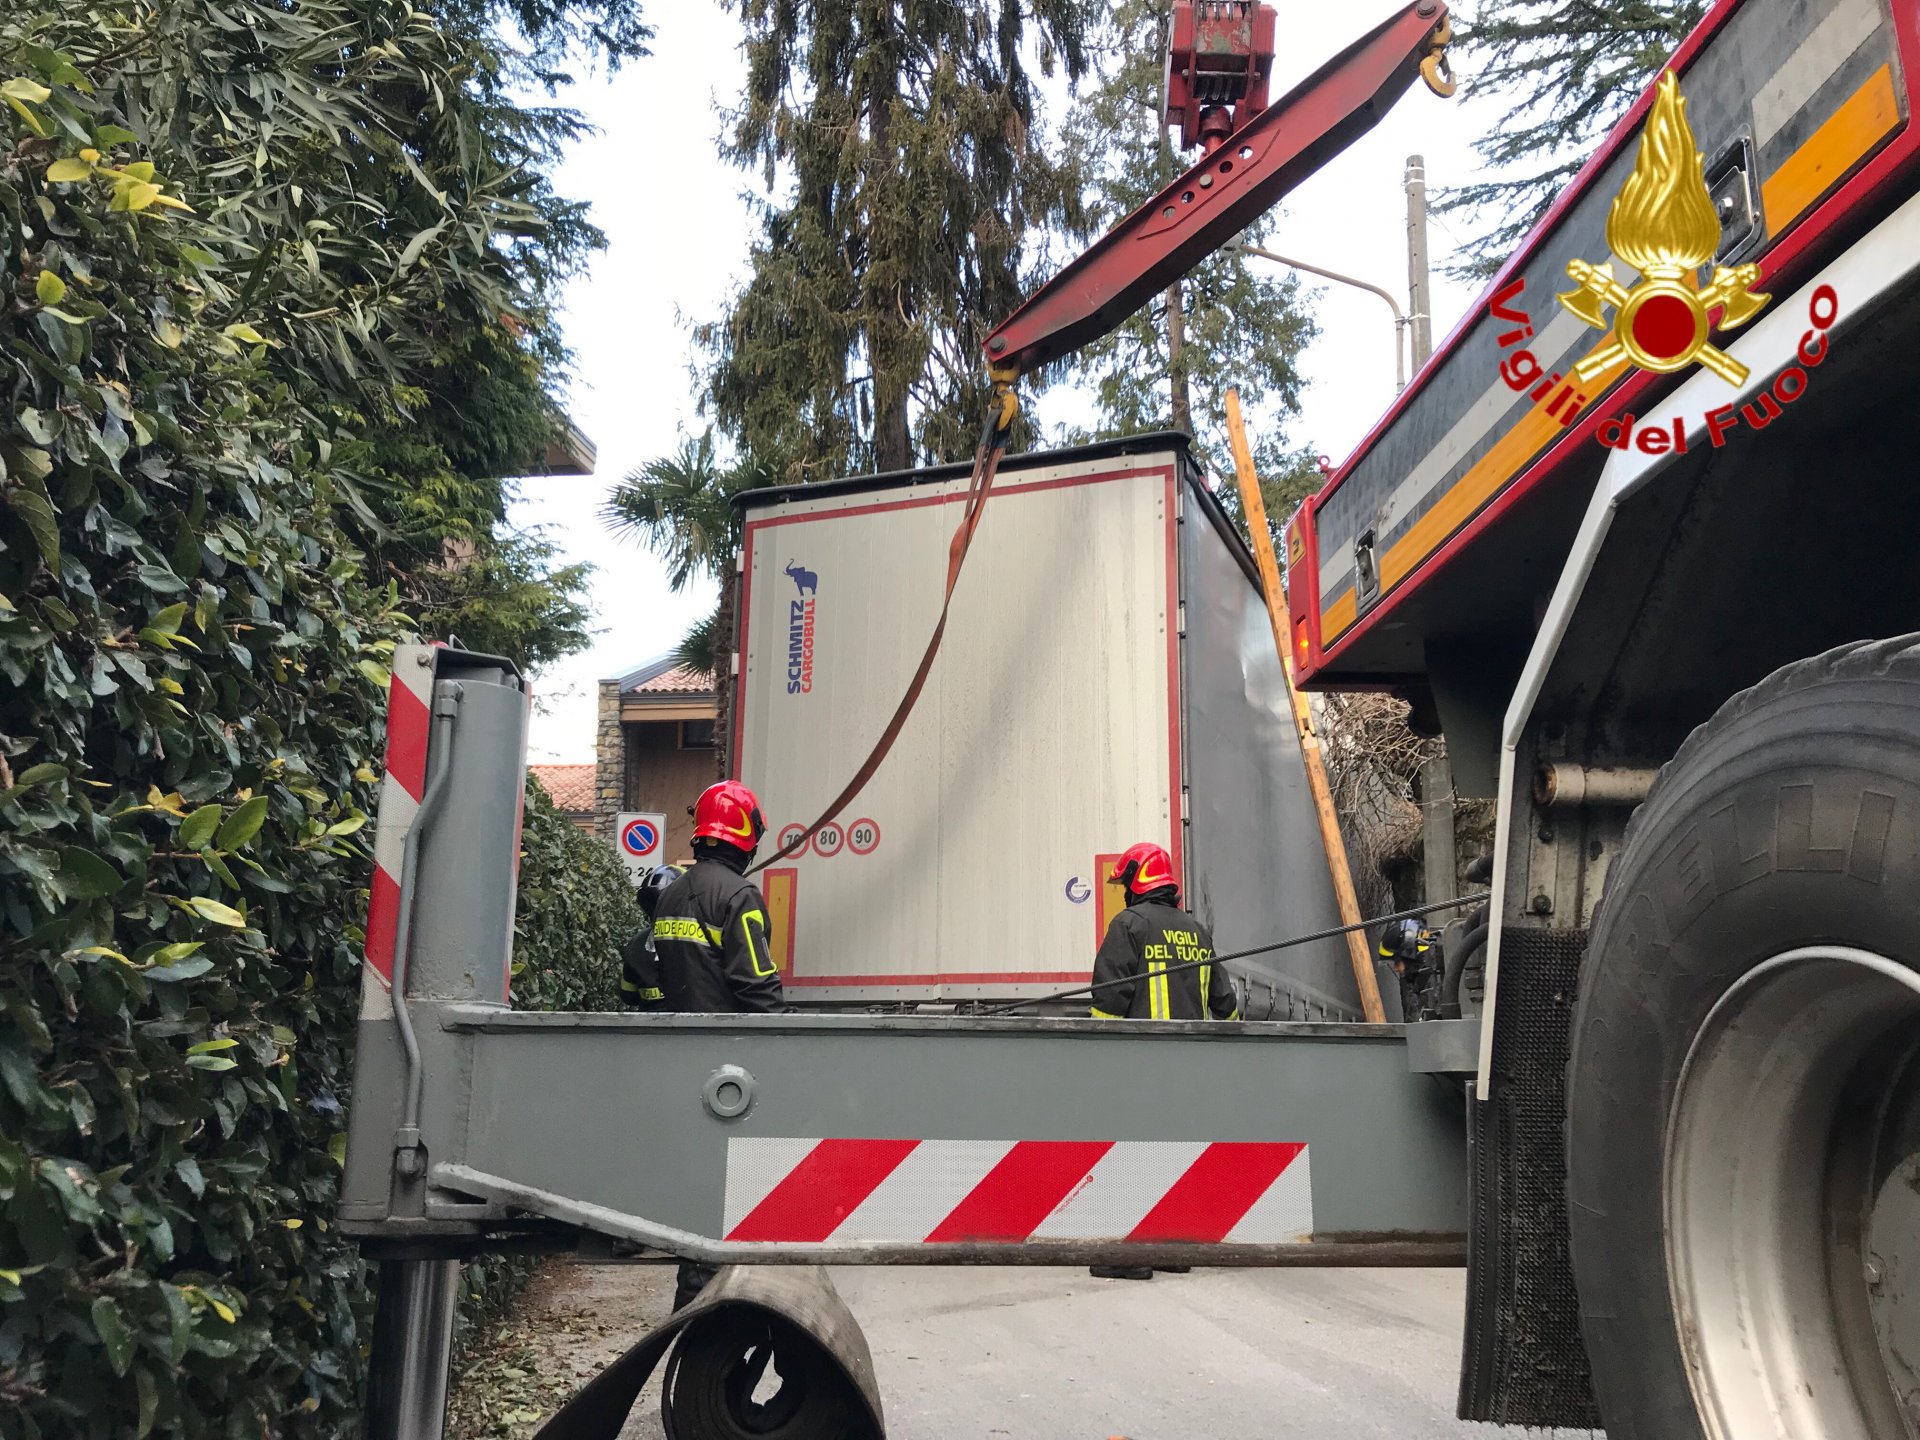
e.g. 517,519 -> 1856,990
646,850 -> 785,1013
1090,891 -> 1237,1021
619,928 -> 667,1009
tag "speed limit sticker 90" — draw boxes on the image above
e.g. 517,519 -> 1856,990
847,818 -> 880,855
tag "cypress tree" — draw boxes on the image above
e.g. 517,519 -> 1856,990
701,0 -> 1095,480
1442,0 -> 1708,274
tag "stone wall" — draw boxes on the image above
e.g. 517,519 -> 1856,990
593,677 -> 622,844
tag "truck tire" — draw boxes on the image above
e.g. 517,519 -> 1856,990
1568,635 -> 1920,1440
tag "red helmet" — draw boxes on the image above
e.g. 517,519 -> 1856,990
1111,842 -> 1177,897
693,780 -> 766,852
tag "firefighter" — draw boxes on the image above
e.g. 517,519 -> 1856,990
1377,916 -> 1440,1020
1086,841 -> 1233,1281
617,863 -> 684,1010
649,781 -> 783,1015
648,780 -> 784,1308
1089,842 -> 1238,1022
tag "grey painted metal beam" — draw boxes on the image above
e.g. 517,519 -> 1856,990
352,1010 -> 1468,1266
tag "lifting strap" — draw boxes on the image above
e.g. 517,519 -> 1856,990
749,391 -> 1017,874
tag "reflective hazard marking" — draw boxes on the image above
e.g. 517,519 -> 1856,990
721,1138 -> 1312,1245
362,644 -> 437,1017
762,867 -> 797,974
1093,852 -> 1127,949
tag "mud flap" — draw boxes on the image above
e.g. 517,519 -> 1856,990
1457,927 -> 1601,1427
533,1265 -> 884,1440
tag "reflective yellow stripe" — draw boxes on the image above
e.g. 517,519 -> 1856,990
1148,961 -> 1169,1020
741,909 -> 776,977
1199,962 -> 1210,1015
652,917 -> 712,946
639,987 -> 663,1001
706,923 -> 724,946
619,976 -> 639,993
1315,71 -> 1906,652
1090,1007 -> 1122,1020
1761,63 -> 1900,236
1224,1006 -> 1240,1021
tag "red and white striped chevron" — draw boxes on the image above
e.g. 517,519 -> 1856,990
360,643 -> 437,1018
722,1138 -> 1312,1246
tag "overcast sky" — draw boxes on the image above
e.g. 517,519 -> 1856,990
514,0 -> 1508,762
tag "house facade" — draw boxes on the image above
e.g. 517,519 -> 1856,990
593,657 -> 720,862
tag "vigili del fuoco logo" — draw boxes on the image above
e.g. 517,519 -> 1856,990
1487,71 -> 1841,454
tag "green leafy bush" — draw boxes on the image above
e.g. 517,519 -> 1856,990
511,777 -> 637,1017
0,33 -> 630,1440
0,63 -> 405,1436
454,777 -> 637,1342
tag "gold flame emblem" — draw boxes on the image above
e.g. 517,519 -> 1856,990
1558,72 -> 1769,386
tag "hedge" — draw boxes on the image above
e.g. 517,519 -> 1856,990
453,777 -> 637,1345
0,39 -> 633,1440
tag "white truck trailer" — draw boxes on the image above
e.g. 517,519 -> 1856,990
730,434 -> 1358,1014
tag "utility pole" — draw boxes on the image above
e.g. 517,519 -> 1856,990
1405,154 -> 1434,369
1405,153 -> 1455,907
1160,116 -> 1194,435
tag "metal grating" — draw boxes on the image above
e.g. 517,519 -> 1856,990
1457,926 -> 1603,1429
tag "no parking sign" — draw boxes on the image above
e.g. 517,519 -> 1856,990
616,812 -> 666,882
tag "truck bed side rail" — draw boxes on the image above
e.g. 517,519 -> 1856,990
1292,0 -> 1916,681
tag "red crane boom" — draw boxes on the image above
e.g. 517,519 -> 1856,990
983,0 -> 1454,383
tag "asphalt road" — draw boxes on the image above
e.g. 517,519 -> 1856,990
830,1265 -> 1495,1440
531,1263 -> 1573,1440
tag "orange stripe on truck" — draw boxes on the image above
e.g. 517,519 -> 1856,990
1379,351 -> 1632,597
1318,63 -> 1903,649
1320,344 -> 1631,641
1762,63 -> 1901,235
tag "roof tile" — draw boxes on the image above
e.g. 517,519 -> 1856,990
530,764 -> 595,814
630,664 -> 714,696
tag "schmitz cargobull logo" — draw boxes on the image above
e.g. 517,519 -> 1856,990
784,559 -> 817,695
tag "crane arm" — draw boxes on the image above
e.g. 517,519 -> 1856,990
982,0 -> 1454,382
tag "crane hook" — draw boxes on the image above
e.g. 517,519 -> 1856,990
1420,17 -> 1457,99
987,363 -> 1021,440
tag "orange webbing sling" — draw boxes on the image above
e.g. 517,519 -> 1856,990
749,393 -> 1017,874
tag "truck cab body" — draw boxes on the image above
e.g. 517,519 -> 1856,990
1289,0 -> 1920,1430
1290,0 -> 1920,779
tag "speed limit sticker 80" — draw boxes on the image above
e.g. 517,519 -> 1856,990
779,817 -> 880,858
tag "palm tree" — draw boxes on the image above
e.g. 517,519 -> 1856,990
603,433 -> 740,589
603,433 -> 772,774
